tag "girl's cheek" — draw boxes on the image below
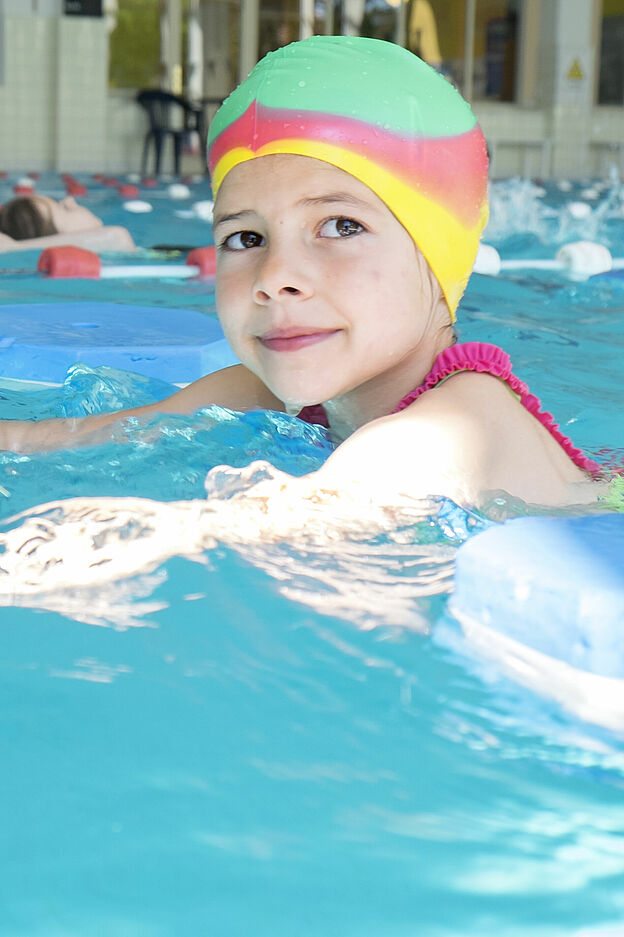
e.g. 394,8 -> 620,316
215,271 -> 237,309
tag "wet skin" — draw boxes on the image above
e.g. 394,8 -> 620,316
34,195 -> 103,234
213,154 -> 452,433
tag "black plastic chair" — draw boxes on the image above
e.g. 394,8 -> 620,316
136,89 -> 204,176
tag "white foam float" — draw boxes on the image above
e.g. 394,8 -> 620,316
567,201 -> 592,219
192,200 -> 215,221
472,243 -> 501,276
167,183 -> 191,200
473,240 -> 622,278
122,199 -> 153,213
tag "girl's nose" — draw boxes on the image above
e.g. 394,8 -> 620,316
61,196 -> 77,209
253,244 -> 314,304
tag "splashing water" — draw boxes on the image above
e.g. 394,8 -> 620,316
485,176 -> 624,252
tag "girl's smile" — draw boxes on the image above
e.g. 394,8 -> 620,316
213,154 -> 451,429
257,327 -> 342,353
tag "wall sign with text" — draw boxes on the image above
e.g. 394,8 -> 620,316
64,0 -> 103,15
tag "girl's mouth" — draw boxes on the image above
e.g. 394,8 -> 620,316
258,329 -> 340,352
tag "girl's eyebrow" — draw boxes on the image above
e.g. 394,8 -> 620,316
214,192 -> 377,229
213,209 -> 255,229
298,192 -> 373,209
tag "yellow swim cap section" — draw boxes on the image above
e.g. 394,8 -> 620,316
212,140 -> 488,320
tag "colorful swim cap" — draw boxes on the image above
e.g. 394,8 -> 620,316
208,35 -> 489,319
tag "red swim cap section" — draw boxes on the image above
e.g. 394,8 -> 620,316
209,102 -> 488,229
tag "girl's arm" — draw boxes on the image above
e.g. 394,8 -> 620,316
0,410 -> 455,602
305,372 -> 600,510
312,407 -> 478,506
0,364 -> 285,453
0,374 -> 601,605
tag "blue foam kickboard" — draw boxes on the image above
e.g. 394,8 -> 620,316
0,302 -> 238,384
451,514 -> 624,678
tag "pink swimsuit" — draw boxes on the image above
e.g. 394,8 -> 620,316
299,341 -> 601,476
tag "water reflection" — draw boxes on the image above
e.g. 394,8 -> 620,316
0,460 -> 459,631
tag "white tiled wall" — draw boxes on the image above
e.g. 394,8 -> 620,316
54,16 -> 108,169
105,89 -> 147,174
3,0 -> 62,15
0,16 -> 57,168
473,103 -> 552,178
0,12 -> 201,175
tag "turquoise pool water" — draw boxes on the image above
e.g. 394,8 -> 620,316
1,173 -> 624,936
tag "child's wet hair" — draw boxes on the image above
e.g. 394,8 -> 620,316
0,197 -> 57,240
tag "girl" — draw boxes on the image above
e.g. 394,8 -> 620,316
0,194 -> 134,252
0,36 -> 604,511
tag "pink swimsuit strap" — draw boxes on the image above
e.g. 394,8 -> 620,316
391,341 -> 602,476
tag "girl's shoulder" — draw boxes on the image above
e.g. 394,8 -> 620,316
394,355 -> 516,429
392,341 -> 514,414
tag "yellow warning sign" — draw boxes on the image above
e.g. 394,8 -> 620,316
567,58 -> 584,80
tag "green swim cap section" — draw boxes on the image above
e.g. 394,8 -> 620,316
208,36 -> 476,146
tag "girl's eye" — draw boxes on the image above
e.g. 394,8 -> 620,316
318,217 -> 364,239
222,230 -> 264,251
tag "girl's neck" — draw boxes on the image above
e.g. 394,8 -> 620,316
323,329 -> 453,441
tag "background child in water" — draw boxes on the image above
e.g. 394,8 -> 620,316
0,194 -> 134,253
0,36 -> 604,512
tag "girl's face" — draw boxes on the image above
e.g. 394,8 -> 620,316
214,155 -> 448,415
35,195 -> 102,234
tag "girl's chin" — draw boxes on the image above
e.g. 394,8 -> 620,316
282,399 -> 324,414
267,382 -> 327,411
279,388 -> 333,410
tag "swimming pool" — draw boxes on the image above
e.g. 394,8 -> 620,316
1,172 -> 624,936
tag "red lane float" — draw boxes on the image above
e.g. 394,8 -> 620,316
186,246 -> 217,277
118,184 -> 140,198
36,245 -> 217,280
65,182 -> 88,196
37,246 -> 102,279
